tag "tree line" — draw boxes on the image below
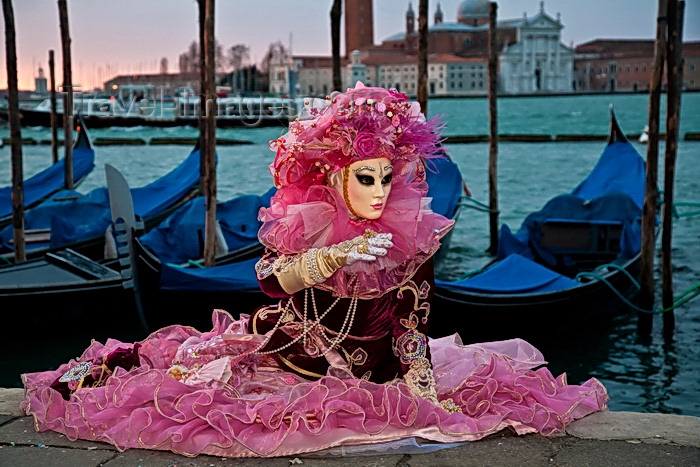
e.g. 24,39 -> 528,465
177,40 -> 288,95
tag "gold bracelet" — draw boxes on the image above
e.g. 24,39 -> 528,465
305,248 -> 326,283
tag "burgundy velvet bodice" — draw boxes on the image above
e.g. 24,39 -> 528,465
249,257 -> 435,384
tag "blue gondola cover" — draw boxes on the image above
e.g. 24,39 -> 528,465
159,257 -> 260,291
436,254 -> 580,294
443,134 -> 645,295
425,156 -> 463,219
0,149 -> 201,251
0,146 -> 95,220
570,141 -> 646,209
141,187 -> 276,264
497,137 -> 645,264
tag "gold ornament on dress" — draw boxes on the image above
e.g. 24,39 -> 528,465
356,240 -> 370,255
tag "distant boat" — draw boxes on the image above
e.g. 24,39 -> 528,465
174,95 -> 294,128
0,116 -> 95,229
430,110 -> 648,343
0,93 -> 293,128
0,94 -> 178,128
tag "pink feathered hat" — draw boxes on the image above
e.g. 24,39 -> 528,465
269,82 -> 444,189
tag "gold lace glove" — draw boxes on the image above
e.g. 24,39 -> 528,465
273,230 -> 393,294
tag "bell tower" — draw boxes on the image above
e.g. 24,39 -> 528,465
434,2 -> 443,24
345,0 -> 374,57
406,3 -> 415,35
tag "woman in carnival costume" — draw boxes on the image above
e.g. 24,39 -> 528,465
22,83 -> 608,458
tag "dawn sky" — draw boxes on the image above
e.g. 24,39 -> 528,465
2,0 -> 699,90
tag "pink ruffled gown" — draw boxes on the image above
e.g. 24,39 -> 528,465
22,258 -> 608,458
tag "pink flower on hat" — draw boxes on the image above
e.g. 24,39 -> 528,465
353,131 -> 379,159
328,126 -> 357,156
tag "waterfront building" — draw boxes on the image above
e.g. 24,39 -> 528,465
574,40 -> 700,92
268,46 -> 294,96
292,0 -> 573,97
295,56 -> 337,98
686,42 -> 700,91
358,52 -> 486,97
103,72 -> 200,98
34,67 -> 48,96
497,9 -> 573,94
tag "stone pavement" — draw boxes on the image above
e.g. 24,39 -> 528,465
1,388 -> 699,466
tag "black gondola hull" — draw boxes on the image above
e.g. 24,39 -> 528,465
0,250 -> 138,333
132,237 -> 275,331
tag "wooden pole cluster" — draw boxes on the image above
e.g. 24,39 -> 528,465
2,0 -> 26,262
661,0 -> 685,335
49,49 -> 58,164
200,0 -> 217,268
57,0 -> 74,189
638,0 -> 668,335
330,0 -> 342,92
639,0 -> 685,336
417,0 -> 428,115
487,2 -> 499,255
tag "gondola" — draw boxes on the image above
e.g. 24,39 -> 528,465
430,110 -> 647,342
0,142 -> 203,264
0,163 -> 151,333
107,154 -> 466,331
0,115 -> 95,229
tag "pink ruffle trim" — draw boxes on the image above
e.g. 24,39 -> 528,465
22,311 -> 608,458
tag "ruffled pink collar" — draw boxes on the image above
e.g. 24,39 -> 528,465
258,176 -> 454,299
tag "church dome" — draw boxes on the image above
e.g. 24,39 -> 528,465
457,0 -> 489,20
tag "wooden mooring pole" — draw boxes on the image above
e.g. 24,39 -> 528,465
487,2 -> 499,255
198,0 -> 206,183
639,0 -> 668,336
330,0 -> 342,92
2,0 -> 26,262
57,0 -> 74,189
417,0 -> 428,116
200,0 -> 217,268
49,49 -> 59,164
661,0 -> 685,336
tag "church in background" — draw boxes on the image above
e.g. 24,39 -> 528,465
286,0 -> 574,97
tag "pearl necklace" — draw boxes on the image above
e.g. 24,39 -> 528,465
254,287 -> 356,357
311,286 -> 358,357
